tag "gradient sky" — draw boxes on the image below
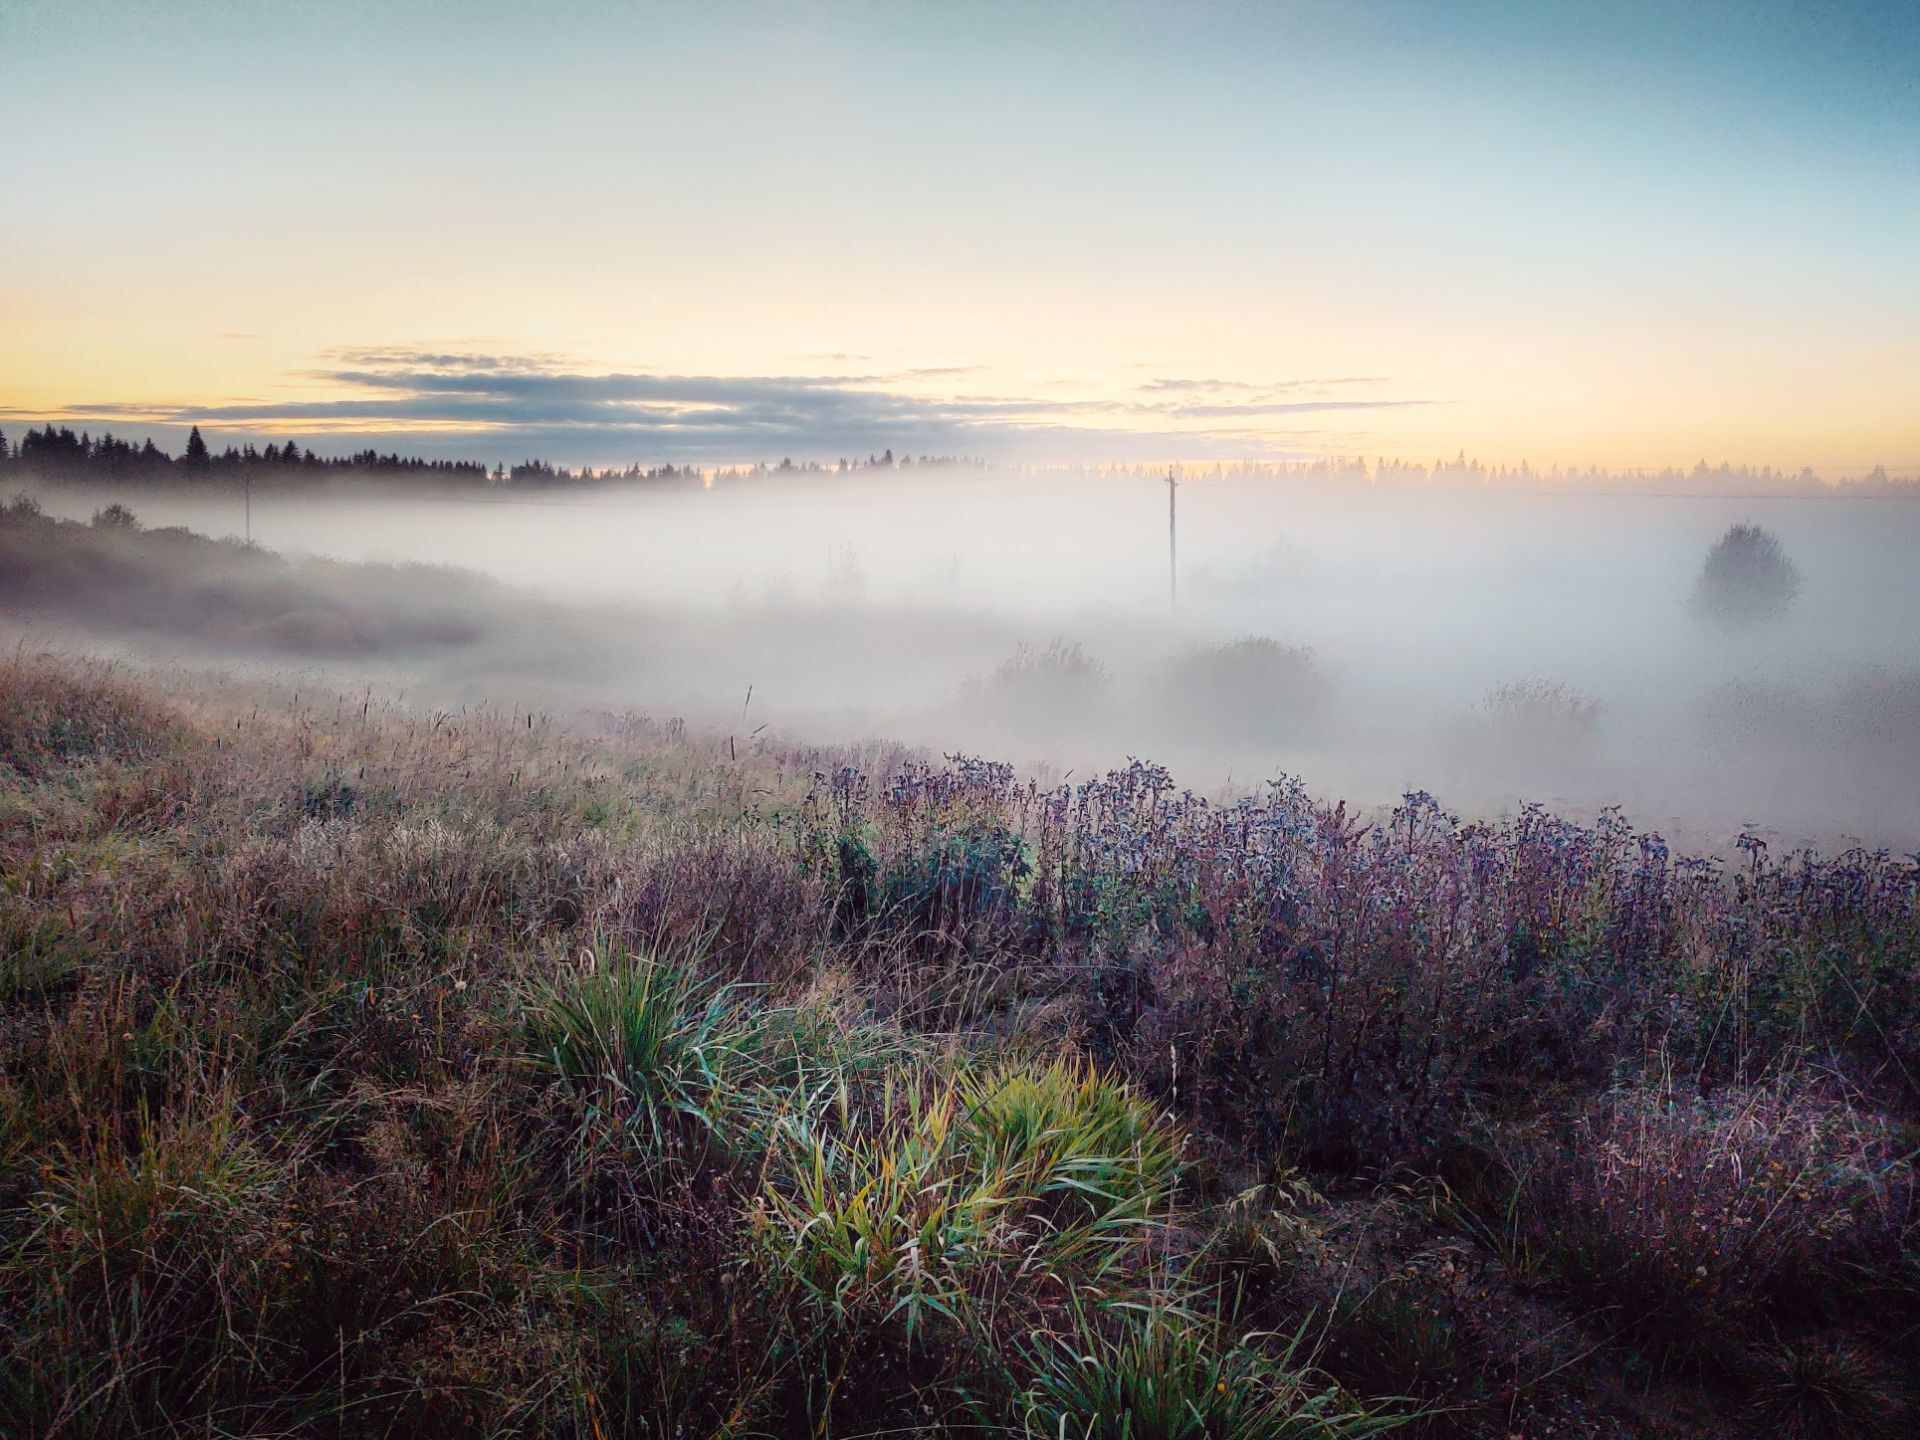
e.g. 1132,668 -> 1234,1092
4,0 -> 1917,469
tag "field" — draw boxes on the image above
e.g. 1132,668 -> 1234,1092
14,473 -> 1920,855
2,636 -> 1915,1438
10,0 -> 1920,1430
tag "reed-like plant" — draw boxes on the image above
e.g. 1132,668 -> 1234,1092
757,1074 -> 1006,1345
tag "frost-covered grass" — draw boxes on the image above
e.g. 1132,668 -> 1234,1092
1,649 -> 1914,1438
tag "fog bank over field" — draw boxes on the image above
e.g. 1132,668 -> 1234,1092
13,468 -> 1920,852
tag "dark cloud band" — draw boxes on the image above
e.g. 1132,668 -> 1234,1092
38,351 -> 1426,465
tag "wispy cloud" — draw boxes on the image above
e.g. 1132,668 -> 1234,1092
320,347 -> 576,373
1161,399 -> 1422,419
1140,375 -> 1391,397
40,351 -> 1427,464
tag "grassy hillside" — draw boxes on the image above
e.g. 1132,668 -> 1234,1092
0,495 -> 515,658
0,650 -> 1915,1438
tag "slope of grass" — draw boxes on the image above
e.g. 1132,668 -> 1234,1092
0,494 -> 501,657
0,648 -> 1914,1438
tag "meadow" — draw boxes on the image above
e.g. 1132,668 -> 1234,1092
15,472 -> 1920,856
10,0 -> 1920,1431
1,633 -> 1914,1438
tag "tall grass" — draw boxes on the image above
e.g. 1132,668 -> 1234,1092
2,648 -> 1913,1437
1010,1293 -> 1407,1440
524,945 -> 748,1144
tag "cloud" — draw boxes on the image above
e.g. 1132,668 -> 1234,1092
42,352 -> 1428,465
1140,377 -> 1259,393
320,347 -> 575,373
1162,399 -> 1426,419
1140,375 -> 1391,396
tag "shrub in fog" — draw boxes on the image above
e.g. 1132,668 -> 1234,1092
1153,636 -> 1330,745
1481,678 -> 1602,765
89,502 -> 141,531
1691,522 -> 1801,623
973,639 -> 1109,734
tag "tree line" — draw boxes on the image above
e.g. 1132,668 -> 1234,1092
0,424 -> 491,485
0,425 -> 986,491
2,422 -> 1909,496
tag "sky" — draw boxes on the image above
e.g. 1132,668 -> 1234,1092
3,0 -> 1918,471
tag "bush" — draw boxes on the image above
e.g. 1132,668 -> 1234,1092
6,646 -> 1919,1439
1692,522 -> 1802,623
1832,667 -> 1920,752
5,1089 -> 280,1433
1478,678 -> 1602,769
0,499 -> 496,656
89,502 -> 141,531
971,639 -> 1109,735
1152,636 -> 1331,746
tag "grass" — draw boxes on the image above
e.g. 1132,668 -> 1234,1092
757,1073 -> 1002,1345
0,646 -> 1915,1437
524,946 -> 749,1145
1009,1292 -> 1407,1440
962,1057 -> 1179,1234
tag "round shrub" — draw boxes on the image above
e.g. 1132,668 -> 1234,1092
1152,636 -> 1330,746
1692,522 -> 1802,623
971,639 -> 1108,735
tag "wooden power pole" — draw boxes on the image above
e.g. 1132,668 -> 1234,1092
1166,467 -> 1178,610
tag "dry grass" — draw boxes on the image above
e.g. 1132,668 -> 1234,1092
1,647 -> 1914,1438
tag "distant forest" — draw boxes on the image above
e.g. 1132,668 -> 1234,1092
0,424 -> 975,490
1,421 -> 1914,496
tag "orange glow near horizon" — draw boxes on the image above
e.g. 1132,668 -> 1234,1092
5,3 -> 1917,475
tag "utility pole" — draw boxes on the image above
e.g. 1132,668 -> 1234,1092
1166,466 -> 1178,610
244,470 -> 252,545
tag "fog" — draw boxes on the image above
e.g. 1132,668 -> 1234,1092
11,470 -> 1920,853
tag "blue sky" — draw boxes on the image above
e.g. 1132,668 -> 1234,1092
4,0 -> 1917,468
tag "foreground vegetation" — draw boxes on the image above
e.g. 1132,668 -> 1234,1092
0,649 -> 1915,1438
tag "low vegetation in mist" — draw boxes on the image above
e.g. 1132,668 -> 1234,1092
963,639 -> 1112,736
959,635 -> 1335,756
1,650 -> 1915,1439
1478,678 -> 1604,767
1151,636 -> 1332,745
1697,668 -> 1920,779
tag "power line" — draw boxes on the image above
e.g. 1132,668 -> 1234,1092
1166,467 -> 1177,611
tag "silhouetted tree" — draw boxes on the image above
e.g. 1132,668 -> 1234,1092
182,425 -> 211,470
1691,522 -> 1802,624
90,502 -> 141,530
